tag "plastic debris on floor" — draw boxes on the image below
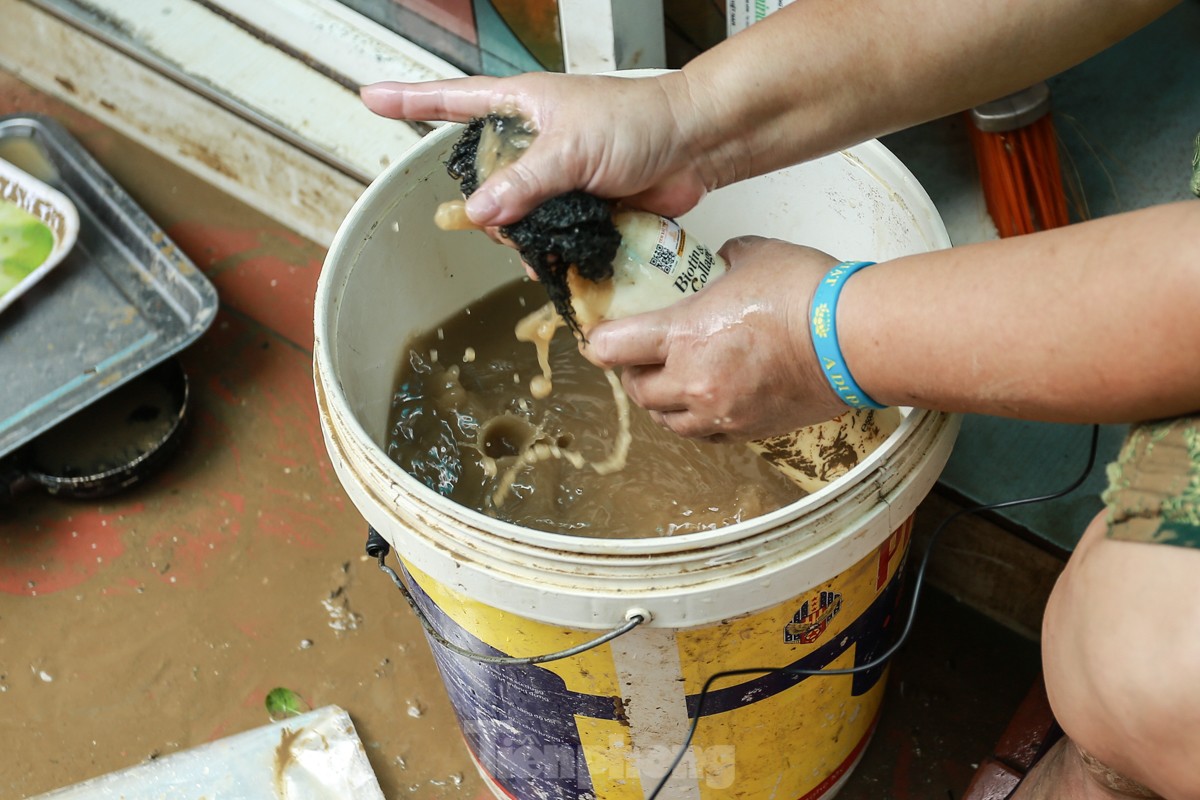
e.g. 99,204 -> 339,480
29,705 -> 385,799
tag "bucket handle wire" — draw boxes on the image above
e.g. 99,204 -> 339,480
366,527 -> 646,665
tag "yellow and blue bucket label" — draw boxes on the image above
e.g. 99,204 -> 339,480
402,517 -> 913,800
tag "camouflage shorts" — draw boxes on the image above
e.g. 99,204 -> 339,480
1102,416 -> 1200,548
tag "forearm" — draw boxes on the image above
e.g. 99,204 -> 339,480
836,202 -> 1200,423
675,0 -> 1179,187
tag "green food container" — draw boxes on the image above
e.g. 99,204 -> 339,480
0,155 -> 79,314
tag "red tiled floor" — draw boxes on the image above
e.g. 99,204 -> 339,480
166,221 -> 323,352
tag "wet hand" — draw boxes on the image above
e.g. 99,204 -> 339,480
582,236 -> 849,441
360,72 -> 715,226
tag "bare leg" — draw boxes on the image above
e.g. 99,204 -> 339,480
1015,511 -> 1200,800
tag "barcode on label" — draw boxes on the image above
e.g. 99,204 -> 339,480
648,243 -> 676,274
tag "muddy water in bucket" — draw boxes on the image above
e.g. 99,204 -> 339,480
387,278 -> 803,538
315,104 -> 958,799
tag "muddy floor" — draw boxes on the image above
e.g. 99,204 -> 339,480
0,75 -> 477,799
0,74 -> 1040,800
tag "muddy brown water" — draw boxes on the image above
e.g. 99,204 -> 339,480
386,278 -> 804,538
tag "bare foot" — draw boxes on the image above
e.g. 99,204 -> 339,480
1010,738 -> 1160,800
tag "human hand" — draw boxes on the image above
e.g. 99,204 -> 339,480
582,236 -> 849,441
360,72 -> 718,226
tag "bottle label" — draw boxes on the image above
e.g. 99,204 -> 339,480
671,241 -> 718,295
642,216 -> 720,296
604,210 -> 729,320
647,216 -> 684,275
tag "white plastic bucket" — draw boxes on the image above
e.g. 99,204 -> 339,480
315,118 -> 957,799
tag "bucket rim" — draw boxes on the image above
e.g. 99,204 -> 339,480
314,122 -> 953,556
316,352 -> 942,559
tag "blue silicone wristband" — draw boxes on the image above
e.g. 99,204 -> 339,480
809,260 -> 885,410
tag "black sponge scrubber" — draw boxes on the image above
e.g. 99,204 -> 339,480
445,116 -> 621,337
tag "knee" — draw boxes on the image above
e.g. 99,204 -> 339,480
1041,513 -> 1200,799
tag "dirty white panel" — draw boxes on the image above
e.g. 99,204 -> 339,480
205,0 -> 466,85
560,0 -> 666,73
39,0 -> 427,181
1,0 -> 365,245
29,705 -> 385,799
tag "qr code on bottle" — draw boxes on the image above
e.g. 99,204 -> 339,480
648,244 -> 675,274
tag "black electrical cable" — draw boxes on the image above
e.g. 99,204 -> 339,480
645,423 -> 1101,799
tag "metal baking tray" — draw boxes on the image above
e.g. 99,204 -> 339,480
0,114 -> 218,460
